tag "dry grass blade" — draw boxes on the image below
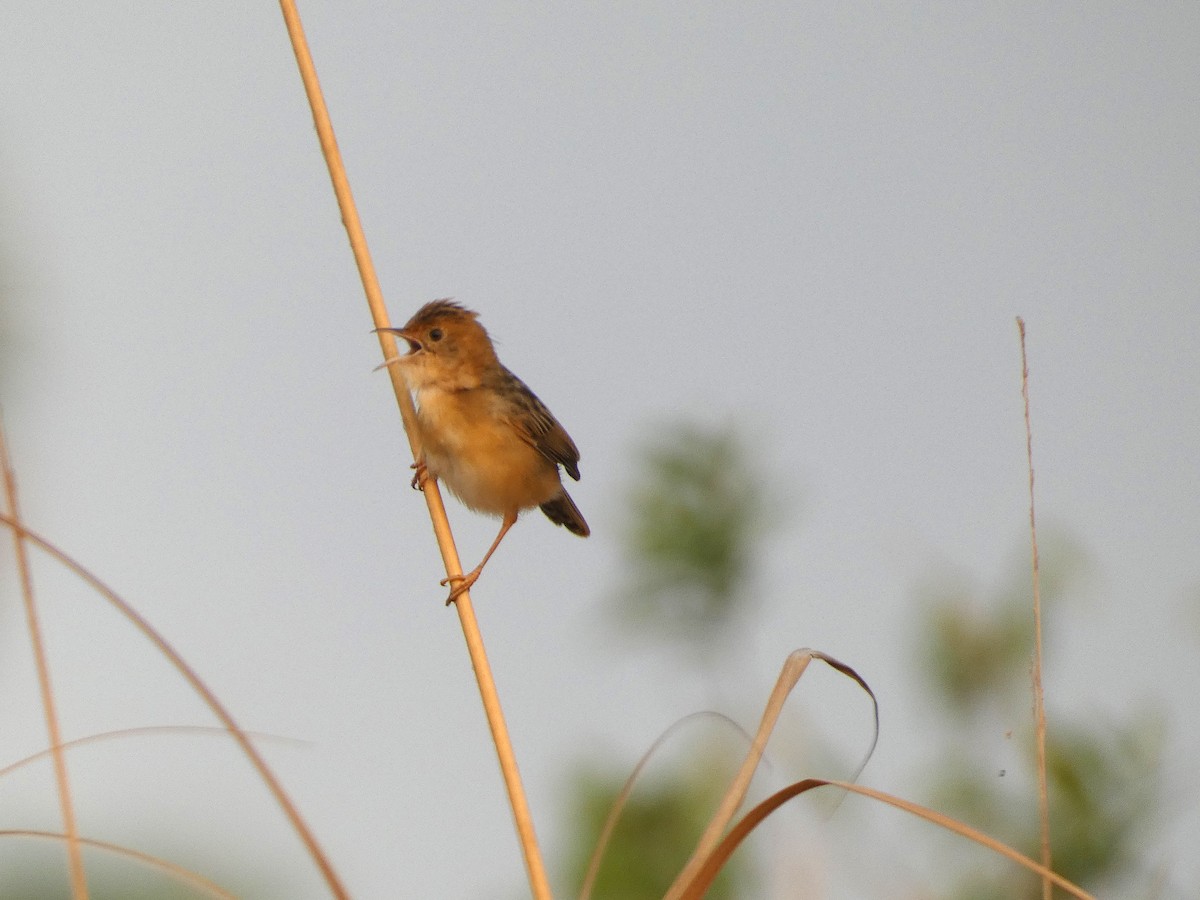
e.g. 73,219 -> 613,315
579,711 -> 753,900
0,511 -> 347,899
0,426 -> 88,898
676,779 -> 1095,900
276,3 -> 551,896
664,649 -> 879,900
0,830 -> 237,899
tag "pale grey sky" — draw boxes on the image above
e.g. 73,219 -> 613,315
1,3 -> 1197,897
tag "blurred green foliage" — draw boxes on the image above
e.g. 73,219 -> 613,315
613,423 -> 776,651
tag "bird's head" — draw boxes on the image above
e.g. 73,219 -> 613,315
377,299 -> 498,390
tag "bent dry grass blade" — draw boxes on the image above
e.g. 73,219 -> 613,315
579,711 -> 755,900
665,649 -> 878,900
673,779 -> 1095,900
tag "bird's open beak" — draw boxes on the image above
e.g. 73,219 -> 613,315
374,327 -> 422,355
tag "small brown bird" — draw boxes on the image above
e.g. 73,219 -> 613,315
379,300 -> 589,602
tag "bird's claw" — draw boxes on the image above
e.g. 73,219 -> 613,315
440,571 -> 479,605
410,461 -> 430,491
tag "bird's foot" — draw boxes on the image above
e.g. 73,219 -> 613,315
410,460 -> 430,491
440,569 -> 480,605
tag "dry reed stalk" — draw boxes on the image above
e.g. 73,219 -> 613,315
276,2 -> 552,896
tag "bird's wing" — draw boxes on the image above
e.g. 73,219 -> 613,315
500,370 -> 582,481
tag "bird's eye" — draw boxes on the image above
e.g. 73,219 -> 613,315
429,328 -> 444,342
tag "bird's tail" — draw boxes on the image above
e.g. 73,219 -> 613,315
540,490 -> 589,537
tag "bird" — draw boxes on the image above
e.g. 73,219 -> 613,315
378,299 -> 589,602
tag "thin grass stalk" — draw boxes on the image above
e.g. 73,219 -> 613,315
275,3 -> 552,897
1017,318 -> 1052,900
0,429 -> 88,899
0,511 -> 347,899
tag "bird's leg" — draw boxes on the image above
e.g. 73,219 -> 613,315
442,511 -> 518,605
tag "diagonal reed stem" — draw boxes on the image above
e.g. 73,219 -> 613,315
0,427 -> 89,899
276,3 -> 551,897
